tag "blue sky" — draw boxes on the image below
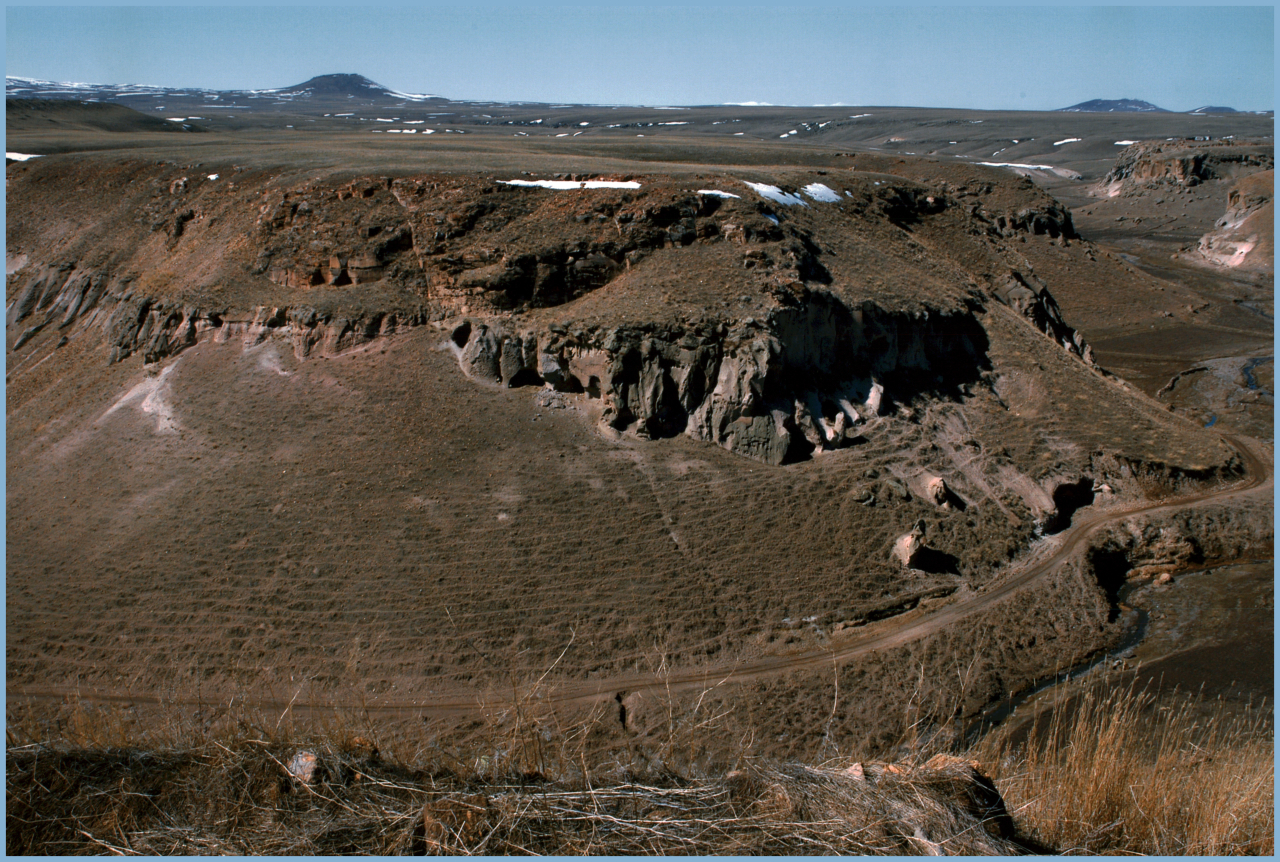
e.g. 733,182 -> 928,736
5,6 -> 1274,111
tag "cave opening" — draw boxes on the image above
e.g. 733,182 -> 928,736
1088,548 -> 1131,623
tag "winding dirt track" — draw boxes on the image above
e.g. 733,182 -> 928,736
9,433 -> 1271,719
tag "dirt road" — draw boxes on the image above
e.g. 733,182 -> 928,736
10,430 -> 1269,720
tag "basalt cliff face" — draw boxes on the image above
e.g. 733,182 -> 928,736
8,157 -> 1109,469
1099,138 -> 1273,194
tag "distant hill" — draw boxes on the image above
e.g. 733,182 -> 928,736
1188,105 -> 1238,114
271,73 -> 436,100
1059,99 -> 1169,113
5,98 -> 202,133
6,73 -> 442,115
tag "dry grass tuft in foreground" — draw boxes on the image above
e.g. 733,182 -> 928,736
6,739 -> 1028,855
6,680 -> 1272,855
975,680 -> 1274,855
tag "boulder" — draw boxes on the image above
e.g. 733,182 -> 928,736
923,474 -> 951,508
499,337 -> 525,385
723,412 -> 792,466
286,750 -> 319,784
892,521 -> 927,568
459,323 -> 502,381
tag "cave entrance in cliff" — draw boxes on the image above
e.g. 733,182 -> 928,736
506,368 -> 544,388
1088,548 -> 1131,623
1044,479 -> 1096,535
781,428 -> 816,464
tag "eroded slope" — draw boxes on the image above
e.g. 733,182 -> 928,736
6,156 -> 1258,756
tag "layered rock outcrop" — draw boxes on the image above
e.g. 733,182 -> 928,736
7,263 -> 426,365
2,159 -> 1135,470
1099,139 -> 1273,195
447,285 -> 991,464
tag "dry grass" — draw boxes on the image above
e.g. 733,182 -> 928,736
6,676 -> 1272,855
6,735 -> 1025,855
974,679 -> 1274,855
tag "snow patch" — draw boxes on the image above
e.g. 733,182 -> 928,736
1114,140 -> 1139,145
6,152 -> 41,161
499,180 -> 642,190
207,173 -> 219,181
1053,138 -> 1082,146
743,182 -> 808,206
802,183 -> 841,203
697,189 -> 740,198
979,161 -> 1057,170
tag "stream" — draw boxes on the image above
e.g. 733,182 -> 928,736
965,558 -> 1274,745
1241,355 -> 1273,396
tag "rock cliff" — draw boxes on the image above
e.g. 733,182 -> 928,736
7,158 -> 1107,467
1099,139 -> 1273,196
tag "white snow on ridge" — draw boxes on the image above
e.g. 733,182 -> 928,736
499,180 -> 642,190
503,180 -> 580,189
6,152 -> 41,161
743,182 -> 807,206
1114,140 -> 1139,145
697,189 -> 740,198
979,161 -> 1057,170
207,174 -> 219,181
1053,138 -> 1082,146
802,183 -> 841,202
725,101 -> 773,106
387,89 -> 441,101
